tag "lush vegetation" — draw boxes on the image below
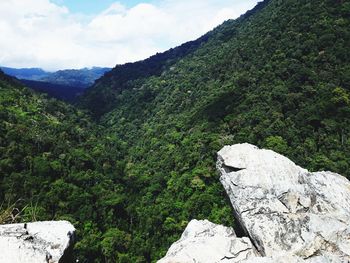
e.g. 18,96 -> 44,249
1,0 -> 350,262
0,71 -> 127,260
81,35 -> 210,117
82,0 -> 350,260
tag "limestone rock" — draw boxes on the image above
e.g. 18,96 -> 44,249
0,221 -> 75,263
218,143 -> 350,262
158,219 -> 258,263
159,144 -> 350,262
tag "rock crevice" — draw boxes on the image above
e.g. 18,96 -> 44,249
159,143 -> 350,263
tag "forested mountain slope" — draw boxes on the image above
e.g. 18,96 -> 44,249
81,0 -> 350,261
1,0 -> 350,262
81,33 -> 212,117
0,70 -> 128,261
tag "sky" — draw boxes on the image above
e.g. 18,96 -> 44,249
0,0 -> 259,70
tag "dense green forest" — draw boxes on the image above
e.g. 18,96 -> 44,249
1,0 -> 350,262
0,70 -> 132,260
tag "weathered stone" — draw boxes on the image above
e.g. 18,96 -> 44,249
159,144 -> 350,262
0,221 -> 75,263
217,143 -> 350,262
158,219 -> 258,263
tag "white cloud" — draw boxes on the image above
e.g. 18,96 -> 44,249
0,0 -> 259,70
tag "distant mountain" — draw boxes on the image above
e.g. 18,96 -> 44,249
1,66 -> 111,88
0,67 -> 49,80
40,67 -> 111,88
1,66 -> 111,101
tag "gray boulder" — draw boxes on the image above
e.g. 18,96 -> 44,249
218,143 -> 350,262
158,219 -> 258,263
0,221 -> 75,263
159,143 -> 350,262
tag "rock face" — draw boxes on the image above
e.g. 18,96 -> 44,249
158,219 -> 258,263
0,221 -> 75,263
159,143 -> 350,262
218,143 -> 350,262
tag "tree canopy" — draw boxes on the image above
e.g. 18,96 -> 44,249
1,0 -> 350,262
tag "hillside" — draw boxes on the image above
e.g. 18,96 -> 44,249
80,35 -> 211,117
1,0 -> 350,262
81,0 -> 350,260
0,70 -> 128,261
1,67 -> 110,88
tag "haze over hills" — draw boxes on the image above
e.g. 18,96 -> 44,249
0,67 -> 49,80
1,66 -> 111,101
0,0 -> 349,262
40,67 -> 112,89
1,66 -> 111,87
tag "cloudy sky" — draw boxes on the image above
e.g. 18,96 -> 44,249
0,0 -> 259,70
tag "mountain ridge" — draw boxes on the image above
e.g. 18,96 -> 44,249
1,0 -> 350,262
1,66 -> 111,101
1,66 -> 111,86
81,0 -> 270,117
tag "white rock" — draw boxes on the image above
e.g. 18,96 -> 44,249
158,219 -> 258,263
160,144 -> 350,263
217,143 -> 350,262
0,221 -> 75,263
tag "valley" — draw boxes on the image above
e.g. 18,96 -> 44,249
0,0 -> 349,262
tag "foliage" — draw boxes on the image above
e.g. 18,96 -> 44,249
0,201 -> 24,224
0,70 -> 126,261
1,0 -> 350,262
82,0 -> 350,260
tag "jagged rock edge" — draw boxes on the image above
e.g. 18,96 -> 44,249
217,154 -> 264,256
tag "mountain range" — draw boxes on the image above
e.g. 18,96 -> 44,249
0,66 -> 111,101
0,0 -> 349,262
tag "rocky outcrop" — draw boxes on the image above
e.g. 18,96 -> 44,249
0,221 -> 75,263
158,219 -> 258,263
218,143 -> 350,262
159,143 -> 350,262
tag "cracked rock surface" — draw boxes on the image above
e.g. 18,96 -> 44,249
159,143 -> 350,262
0,221 -> 75,263
158,219 -> 258,263
218,143 -> 350,262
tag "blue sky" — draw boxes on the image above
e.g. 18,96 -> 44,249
53,0 -> 153,14
0,0 -> 259,70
